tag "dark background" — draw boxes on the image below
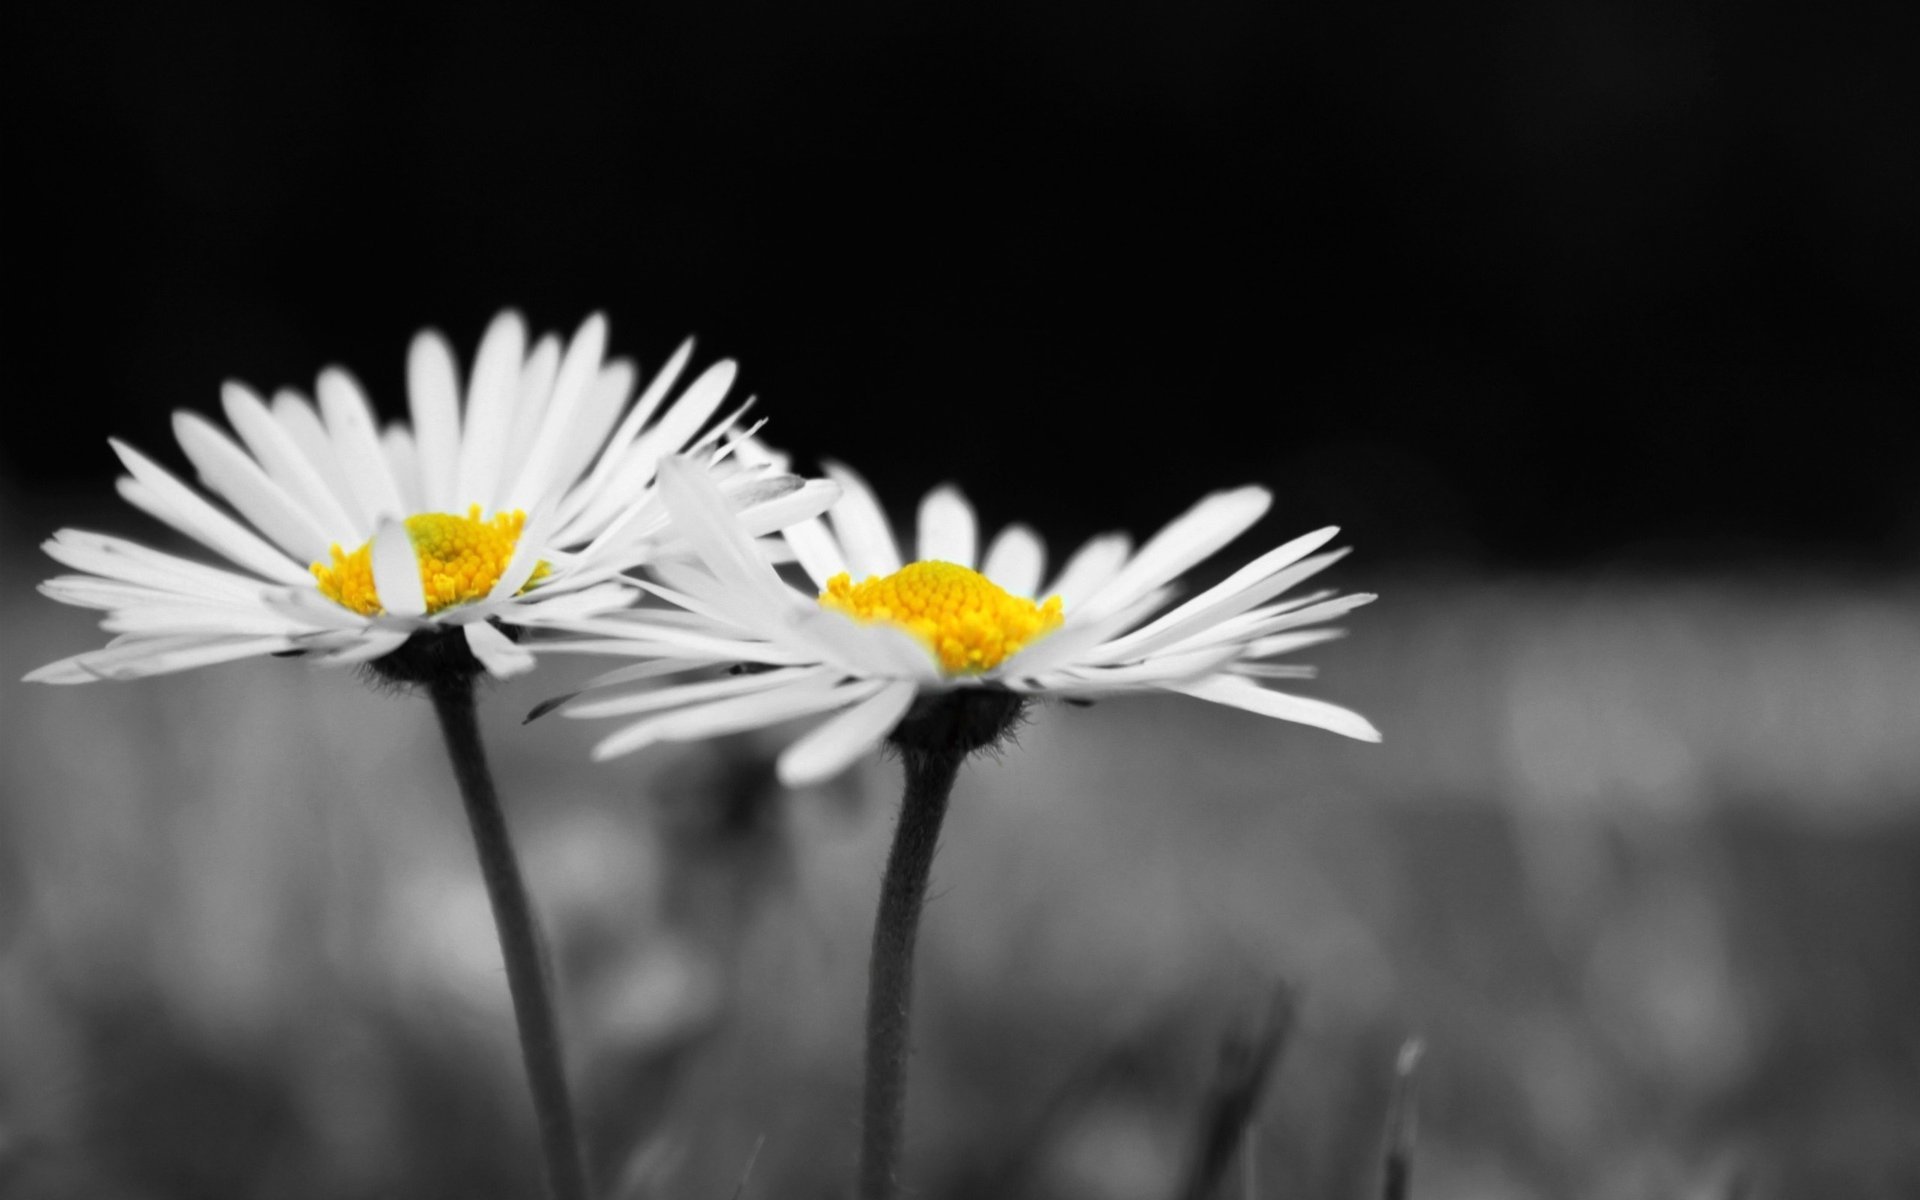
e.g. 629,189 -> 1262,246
9,1 -> 1916,567
6,7 -> 1920,1199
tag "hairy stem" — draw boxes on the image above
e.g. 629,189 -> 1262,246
859,746 -> 964,1200
428,673 -> 591,1200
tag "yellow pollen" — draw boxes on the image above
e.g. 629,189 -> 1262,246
311,505 -> 550,616
819,560 -> 1065,674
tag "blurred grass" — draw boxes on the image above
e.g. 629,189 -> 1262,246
2,505 -> 1917,1199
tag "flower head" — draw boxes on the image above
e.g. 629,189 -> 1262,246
545,457 -> 1379,784
28,312 -> 831,685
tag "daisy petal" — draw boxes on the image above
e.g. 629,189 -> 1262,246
317,367 -> 409,525
406,328 -> 464,512
109,440 -> 312,585
485,506 -> 556,604
1168,674 -> 1381,742
382,426 -> 422,514
980,523 -> 1046,598
464,620 -> 536,678
776,680 -> 916,786
562,665 -> 817,720
172,412 -> 334,562
26,635 -> 295,684
1076,487 -> 1271,620
916,486 -> 978,568
733,479 -> 843,540
561,339 -> 693,527
591,670 -> 862,761
269,391 -> 358,528
792,607 -> 942,681
306,627 -> 412,666
1247,628 -> 1348,658
496,335 -> 562,508
370,518 -> 429,618
783,517 -> 850,589
45,529 -> 271,602
637,359 -> 738,463
1046,533 -> 1132,610
824,461 -> 902,578
221,383 -> 360,538
1090,534 -> 1346,663
546,359 -> 635,502
655,457 -> 792,619
456,310 -> 528,509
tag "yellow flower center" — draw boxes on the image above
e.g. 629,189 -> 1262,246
311,505 -> 550,616
820,560 -> 1064,674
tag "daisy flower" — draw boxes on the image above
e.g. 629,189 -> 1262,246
549,456 -> 1379,786
22,312 -> 835,1200
544,455 -> 1378,1200
27,310 -> 830,685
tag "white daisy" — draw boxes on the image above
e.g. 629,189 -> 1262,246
547,457 -> 1380,784
27,311 -> 834,684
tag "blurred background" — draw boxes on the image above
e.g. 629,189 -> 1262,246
3,2 -> 1916,1198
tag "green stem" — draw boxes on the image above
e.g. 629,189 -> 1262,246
859,746 -> 964,1200
428,673 -> 592,1200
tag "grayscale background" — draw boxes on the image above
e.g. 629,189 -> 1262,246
3,3 -> 1916,1197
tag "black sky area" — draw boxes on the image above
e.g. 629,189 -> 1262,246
8,2 -> 1916,568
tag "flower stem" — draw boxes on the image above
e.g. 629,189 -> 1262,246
427,673 -> 592,1200
859,745 -> 964,1200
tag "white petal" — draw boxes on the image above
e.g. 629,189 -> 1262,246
545,358 -> 635,502
776,680 -> 917,786
456,310 -> 529,510
1049,643 -> 1245,688
558,339 -> 693,527
591,673 -> 870,761
654,457 -> 794,621
1076,487 -> 1271,620
563,665 -> 817,720
1090,534 -> 1346,663
783,517 -> 849,589
99,609 -> 306,638
172,411 -> 334,562
406,329 -> 464,512
494,334 -> 563,509
1246,628 -> 1348,658
980,524 -> 1046,598
790,608 -> 940,682
39,575 -> 208,611
732,479 -> 843,540
370,518 -> 428,617
382,426 -> 422,514
638,358 -> 737,460
43,528 -> 270,602
269,390 -> 357,527
1198,593 -> 1377,650
109,440 -> 312,585
222,383 -> 359,538
644,560 -> 779,629
824,461 -> 902,578
262,586 -> 381,630
916,486 -> 977,568
25,634 -> 294,684
1227,662 -> 1321,679
464,620 -> 536,678
307,627 -> 411,666
1168,674 -> 1381,742
317,368 -> 408,524
484,507 -> 555,603
530,632 -> 811,665
997,585 -> 1178,679
1046,533 -> 1132,609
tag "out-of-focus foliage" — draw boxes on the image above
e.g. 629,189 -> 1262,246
3,517 -> 1917,1199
